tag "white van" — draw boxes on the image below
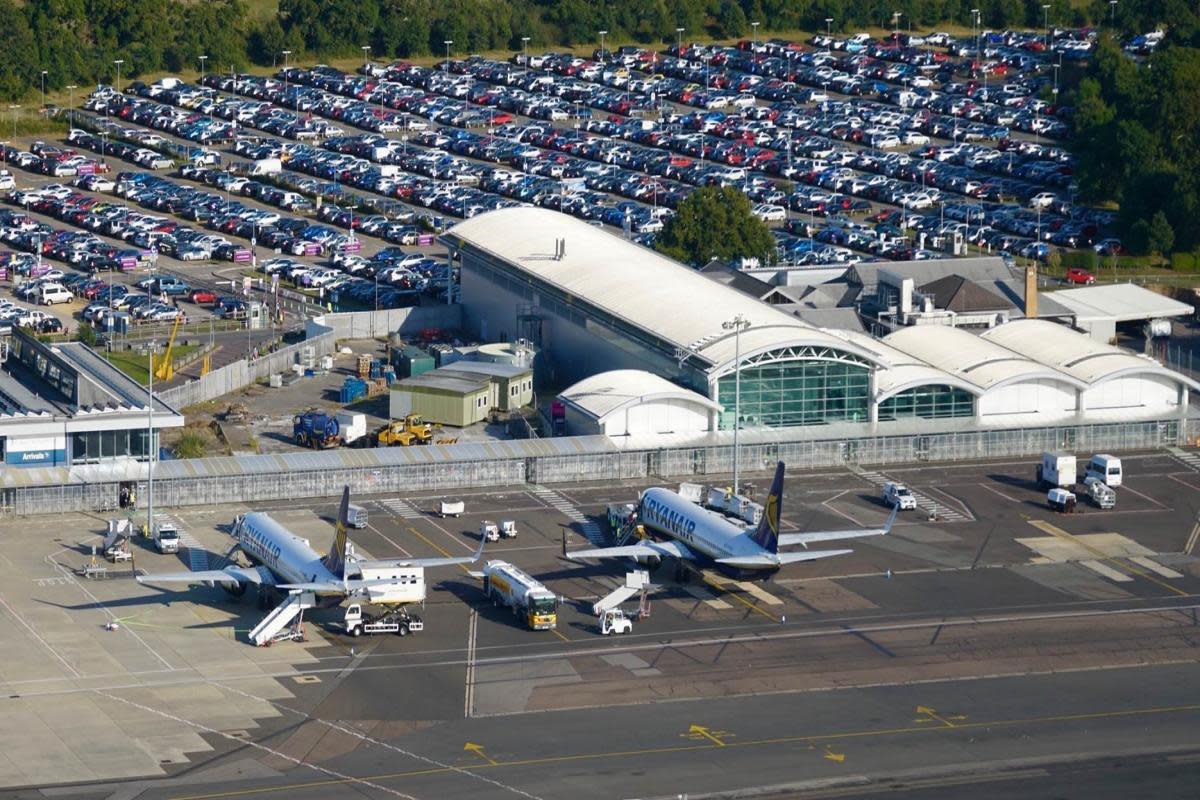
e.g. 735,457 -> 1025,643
37,283 -> 73,305
1084,454 -> 1123,487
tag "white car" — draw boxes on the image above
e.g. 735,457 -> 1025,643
0,170 -> 14,191
37,283 -> 73,305
752,204 -> 787,222
1028,192 -> 1058,209
882,482 -> 917,510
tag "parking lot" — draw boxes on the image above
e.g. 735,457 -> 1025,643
3,449 -> 1198,793
0,27 -> 1120,353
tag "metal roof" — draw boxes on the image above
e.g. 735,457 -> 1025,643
829,329 -> 983,399
392,371 -> 491,394
1045,284 -> 1195,323
444,207 -> 868,373
884,325 -> 1087,391
558,370 -> 722,422
980,319 -> 1200,390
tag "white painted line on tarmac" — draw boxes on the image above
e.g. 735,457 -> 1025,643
1130,556 -> 1185,580
465,609 -> 478,719
1081,560 -> 1133,583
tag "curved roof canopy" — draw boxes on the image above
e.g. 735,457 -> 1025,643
558,370 -> 722,422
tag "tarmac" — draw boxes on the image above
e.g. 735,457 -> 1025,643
1,449 -> 1199,798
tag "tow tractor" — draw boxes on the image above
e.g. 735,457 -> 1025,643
341,603 -> 424,637
599,608 -> 633,635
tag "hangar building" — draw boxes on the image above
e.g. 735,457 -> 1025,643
444,209 -> 1197,433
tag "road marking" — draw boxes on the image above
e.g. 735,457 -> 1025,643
464,742 -> 497,765
168,701 -> 1200,800
1129,556 -> 1184,580
1028,520 -> 1189,597
1081,560 -> 1133,583
914,705 -> 967,728
363,521 -> 412,558
734,580 -> 786,606
529,486 -> 606,545
465,610 -> 478,718
978,483 -> 1019,502
704,578 -> 779,621
549,626 -> 569,643
681,724 -> 733,747
822,744 -> 846,763
0,592 -> 81,678
1185,520 -> 1200,556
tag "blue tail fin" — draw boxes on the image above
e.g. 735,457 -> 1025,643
322,486 -> 351,580
749,462 -> 784,554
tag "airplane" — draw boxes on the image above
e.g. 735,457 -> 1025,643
566,461 -> 895,580
137,486 -> 484,607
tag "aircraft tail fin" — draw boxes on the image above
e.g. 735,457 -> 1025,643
322,486 -> 351,580
748,461 -> 784,554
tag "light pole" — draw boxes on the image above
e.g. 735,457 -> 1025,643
282,49 -> 291,102
892,11 -> 901,37
8,105 -> 19,141
362,44 -> 371,71
146,340 -> 156,537
598,29 -> 607,61
444,40 -> 452,73
113,59 -> 124,95
971,8 -> 980,74
1042,4 -> 1051,50
66,84 -> 76,128
40,70 -> 47,112
825,18 -> 833,54
722,314 -> 751,496
521,36 -> 530,73
751,21 -> 759,49
676,27 -> 685,53
1109,0 -> 1118,25
198,54 -> 207,85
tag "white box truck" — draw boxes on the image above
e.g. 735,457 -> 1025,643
481,560 -> 558,630
1037,451 -> 1076,489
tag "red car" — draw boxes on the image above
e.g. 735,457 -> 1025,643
1065,268 -> 1096,285
188,288 -> 217,304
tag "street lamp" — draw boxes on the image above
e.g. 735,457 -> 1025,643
65,84 -> 77,128
598,30 -> 607,61
362,44 -> 371,71
146,339 -> 157,538
676,27 -> 685,52
722,314 -> 751,496
198,54 -> 207,84
443,40 -> 452,74
825,18 -> 833,54
113,59 -> 124,95
892,11 -> 901,37
751,21 -> 759,49
1042,4 -> 1051,50
1109,0 -> 1118,25
521,36 -> 530,73
40,70 -> 47,112
8,105 -> 19,141
971,8 -> 980,74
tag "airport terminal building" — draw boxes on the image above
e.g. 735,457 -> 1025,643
444,208 -> 1197,434
0,329 -> 184,468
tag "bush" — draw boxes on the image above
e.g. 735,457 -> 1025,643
75,321 -> 97,347
174,426 -> 213,459
1060,251 -> 1099,270
1170,251 -> 1200,272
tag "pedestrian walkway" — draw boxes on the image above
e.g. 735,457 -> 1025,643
530,486 -> 606,545
853,469 -> 972,523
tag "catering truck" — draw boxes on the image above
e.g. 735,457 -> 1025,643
1037,451 -> 1077,489
481,560 -> 558,630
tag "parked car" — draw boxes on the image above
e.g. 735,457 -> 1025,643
1064,267 -> 1095,285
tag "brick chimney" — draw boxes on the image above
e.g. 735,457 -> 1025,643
1024,265 -> 1038,318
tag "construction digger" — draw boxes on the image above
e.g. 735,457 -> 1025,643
375,414 -> 438,447
152,315 -> 182,381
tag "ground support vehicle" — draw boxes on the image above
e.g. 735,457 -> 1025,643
599,608 -> 633,635
1047,488 -> 1077,513
341,603 -> 423,637
293,411 -> 342,449
481,560 -> 558,630
882,481 -> 917,510
1037,451 -> 1077,488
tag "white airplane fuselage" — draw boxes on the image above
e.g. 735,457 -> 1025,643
638,488 -> 779,579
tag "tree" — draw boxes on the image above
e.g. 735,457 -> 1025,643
655,185 -> 776,267
717,1 -> 748,38
0,0 -> 38,101
1147,211 -> 1175,256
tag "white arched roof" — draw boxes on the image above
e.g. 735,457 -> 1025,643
445,208 -> 881,375
558,370 -> 722,423
829,329 -> 983,400
884,325 -> 1088,392
981,319 -> 1200,390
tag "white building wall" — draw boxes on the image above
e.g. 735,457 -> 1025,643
610,400 -> 711,437
979,380 -> 1077,420
1083,374 -> 1177,411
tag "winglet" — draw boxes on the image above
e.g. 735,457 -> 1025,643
882,504 -> 898,534
469,534 -> 486,562
748,461 -> 784,554
322,486 -> 351,580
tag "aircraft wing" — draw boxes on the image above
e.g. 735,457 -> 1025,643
275,578 -> 419,592
566,539 -> 697,562
357,537 -> 485,569
716,549 -> 853,569
136,566 -> 275,586
777,507 -> 897,548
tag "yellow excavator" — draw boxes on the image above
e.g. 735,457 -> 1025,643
152,315 -> 182,381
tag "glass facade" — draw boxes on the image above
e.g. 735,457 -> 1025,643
717,359 -> 870,428
878,385 -> 975,421
70,429 -> 154,464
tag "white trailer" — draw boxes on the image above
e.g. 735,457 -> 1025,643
341,604 -> 424,637
1037,451 -> 1077,489
335,411 -> 367,446
481,560 -> 558,630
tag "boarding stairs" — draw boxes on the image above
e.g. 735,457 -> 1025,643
249,591 -> 316,646
593,570 -> 653,616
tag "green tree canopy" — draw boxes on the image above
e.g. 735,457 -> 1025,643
655,185 -> 776,267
